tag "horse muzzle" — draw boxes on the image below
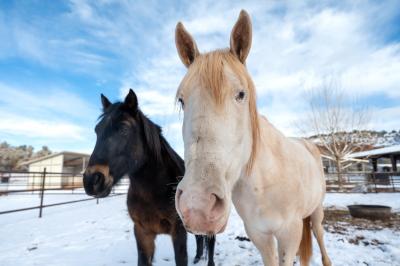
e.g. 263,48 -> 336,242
83,166 -> 113,198
176,188 -> 228,235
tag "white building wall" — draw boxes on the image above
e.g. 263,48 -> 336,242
0,173 -> 29,192
28,155 -> 64,189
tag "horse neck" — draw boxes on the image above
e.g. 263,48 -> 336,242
129,135 -> 184,187
247,115 -> 286,180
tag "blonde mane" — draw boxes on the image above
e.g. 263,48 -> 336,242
177,49 -> 260,174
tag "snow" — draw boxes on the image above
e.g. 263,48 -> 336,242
349,144 -> 400,158
324,193 -> 400,211
0,190 -> 92,212
0,193 -> 399,265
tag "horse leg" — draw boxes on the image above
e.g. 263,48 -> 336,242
172,223 -> 188,266
311,204 -> 332,266
245,225 -> 278,266
276,219 -> 304,266
206,236 -> 216,266
193,235 -> 204,263
134,224 -> 156,266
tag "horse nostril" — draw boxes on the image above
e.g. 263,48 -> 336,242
92,172 -> 104,186
210,193 -> 224,219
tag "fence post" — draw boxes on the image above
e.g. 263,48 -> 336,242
390,173 -> 395,192
72,175 -> 74,194
39,168 -> 47,218
372,172 -> 378,193
32,173 -> 35,194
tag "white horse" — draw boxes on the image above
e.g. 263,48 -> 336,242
174,10 -> 332,266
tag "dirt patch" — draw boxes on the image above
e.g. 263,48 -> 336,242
323,209 -> 399,248
323,208 -> 400,232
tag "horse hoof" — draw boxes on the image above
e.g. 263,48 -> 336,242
193,257 -> 201,264
208,262 -> 215,266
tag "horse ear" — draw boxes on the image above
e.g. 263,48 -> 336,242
175,22 -> 200,67
101,94 -> 111,110
124,89 -> 138,111
230,10 -> 252,64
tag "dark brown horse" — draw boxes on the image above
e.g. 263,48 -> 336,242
83,89 -> 215,266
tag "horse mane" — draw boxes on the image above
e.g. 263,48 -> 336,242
137,110 -> 184,173
177,49 -> 260,174
137,110 -> 162,162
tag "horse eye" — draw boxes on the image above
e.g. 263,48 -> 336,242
120,125 -> 130,135
235,91 -> 246,102
178,98 -> 185,109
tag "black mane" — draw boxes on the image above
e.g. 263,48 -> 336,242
137,110 -> 184,174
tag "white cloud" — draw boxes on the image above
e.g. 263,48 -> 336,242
370,106 -> 400,131
0,114 -> 85,140
120,87 -> 178,116
0,83 -> 97,151
162,121 -> 184,157
0,83 -> 98,120
1,0 -> 399,153
119,1 -> 400,143
341,44 -> 400,98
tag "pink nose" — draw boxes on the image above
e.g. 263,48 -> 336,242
176,189 -> 225,234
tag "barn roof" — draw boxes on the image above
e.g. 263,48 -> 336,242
349,145 -> 400,159
19,151 -> 90,166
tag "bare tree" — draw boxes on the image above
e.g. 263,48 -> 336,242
298,79 -> 374,189
0,142 -> 52,171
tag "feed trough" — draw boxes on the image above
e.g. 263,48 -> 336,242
347,205 -> 392,220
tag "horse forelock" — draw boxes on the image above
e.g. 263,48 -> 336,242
177,49 -> 260,174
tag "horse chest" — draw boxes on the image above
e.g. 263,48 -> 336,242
127,188 -> 176,234
233,178 -> 286,233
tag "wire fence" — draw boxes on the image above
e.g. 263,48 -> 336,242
0,169 -> 129,217
325,171 -> 400,193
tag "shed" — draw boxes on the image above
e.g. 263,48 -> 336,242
19,151 -> 90,189
349,145 -> 400,172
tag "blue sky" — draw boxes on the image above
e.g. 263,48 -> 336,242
0,0 -> 399,155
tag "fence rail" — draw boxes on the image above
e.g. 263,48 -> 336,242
0,169 -> 128,217
325,171 -> 400,193
1,170 -> 398,217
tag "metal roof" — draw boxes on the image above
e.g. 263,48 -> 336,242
349,145 -> 400,159
19,151 -> 90,166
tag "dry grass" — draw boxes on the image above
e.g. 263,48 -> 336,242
323,208 -> 400,232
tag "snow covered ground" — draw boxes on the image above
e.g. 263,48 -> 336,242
0,193 -> 399,265
324,193 -> 400,211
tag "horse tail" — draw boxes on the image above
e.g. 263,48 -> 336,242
299,216 -> 312,265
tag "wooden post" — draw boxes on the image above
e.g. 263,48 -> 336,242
72,175 -> 75,194
39,168 -> 47,218
372,172 -> 378,193
32,173 -> 35,194
371,158 -> 378,172
82,156 -> 86,172
391,155 -> 397,172
390,173 -> 395,192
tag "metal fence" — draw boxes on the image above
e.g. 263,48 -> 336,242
325,171 -> 400,193
1,169 -> 398,218
0,169 -> 129,217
